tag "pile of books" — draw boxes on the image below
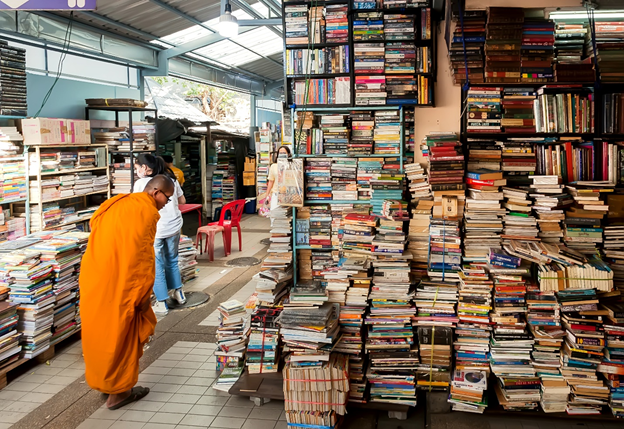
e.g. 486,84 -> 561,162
417,326 -> 453,391
424,132 -> 465,212
285,5 -> 309,45
449,369 -> 488,413
384,14 -> 414,40
216,299 -> 248,370
304,158 -> 331,201
325,4 -> 349,43
599,320 -> 624,418
464,170 -> 505,263
466,87 -> 502,134
526,291 -> 562,378
373,110 -> 401,155
405,162 -> 431,201
321,114 -> 349,154
587,21 -> 624,83
530,175 -> 570,244
501,88 -> 536,133
0,41 -> 27,116
499,140 -> 536,187
353,11 -> 384,41
386,75 -> 418,105
385,42 -> 416,74
408,200 -> 433,281
502,187 -> 538,241
354,43 -> 385,74
428,219 -> 462,282
485,7 -> 524,83
534,86 -> 594,133
413,280 -> 458,327
520,18 -> 555,82
355,73 -> 386,106
349,111 -> 374,155
178,235 -> 198,284
553,21 -> 593,82
0,302 -> 20,369
449,8 -> 486,85
342,212 -> 376,255
282,353 -> 349,415
246,305 -> 280,374
564,184 -> 608,255
285,46 -> 350,75
331,158 -> 357,200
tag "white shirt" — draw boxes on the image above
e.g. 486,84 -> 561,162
133,177 -> 184,239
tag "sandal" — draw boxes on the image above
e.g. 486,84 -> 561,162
107,386 -> 150,410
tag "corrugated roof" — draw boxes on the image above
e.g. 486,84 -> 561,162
144,78 -> 212,124
50,0 -> 284,83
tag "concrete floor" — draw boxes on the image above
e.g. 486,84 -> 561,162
3,214 -> 624,429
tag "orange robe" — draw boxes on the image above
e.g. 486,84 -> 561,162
80,193 -> 160,394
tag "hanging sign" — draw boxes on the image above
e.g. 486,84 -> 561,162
0,0 -> 96,10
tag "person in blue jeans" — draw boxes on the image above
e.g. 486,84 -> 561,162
133,154 -> 186,315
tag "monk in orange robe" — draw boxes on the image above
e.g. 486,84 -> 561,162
80,175 -> 175,409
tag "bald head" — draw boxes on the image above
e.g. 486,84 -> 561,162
144,174 -> 175,210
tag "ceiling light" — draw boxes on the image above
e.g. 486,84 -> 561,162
219,2 -> 239,38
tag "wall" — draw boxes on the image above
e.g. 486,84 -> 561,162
26,73 -> 140,120
412,0 -> 583,164
257,108 -> 282,127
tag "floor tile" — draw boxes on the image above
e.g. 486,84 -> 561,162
177,362 -> 203,370
143,367 -> 172,376
149,412 -> 186,425
168,347 -> 194,355
185,378 -> 215,387
91,408 -> 129,420
279,411 -> 286,421
120,410 -> 157,423
143,424 -> 176,429
109,421 -> 146,429
160,403 -> 194,414
178,386 -> 208,395
4,382 -> 40,392
203,389 -> 231,398
175,341 -> 200,348
248,407 -> 282,420
58,368 -> 85,378
28,392 -> 56,403
140,374 -> 165,384
193,370 -> 220,379
47,375 -> 77,385
195,396 -> 228,407
0,411 -> 26,424
226,396 -> 255,408
168,368 -> 197,377
0,391 -> 27,401
18,374 -> 52,384
32,383 -> 66,394
217,407 -> 252,418
151,384 -> 183,394
185,355 -> 209,363
4,401 -> 40,413
161,376 -> 190,385
179,414 -> 214,427
127,401 -> 166,412
144,393 -> 174,403
188,405 -> 223,416
209,416 -> 245,429
161,354 -> 187,361
242,420 -> 280,429
176,426 -> 209,429
151,360 -> 179,369
76,419 -> 114,429
169,394 -> 201,404
34,366 -> 64,376
273,422 -> 287,429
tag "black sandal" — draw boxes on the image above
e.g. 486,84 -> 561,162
107,386 -> 150,410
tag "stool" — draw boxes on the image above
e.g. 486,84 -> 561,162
196,225 -> 227,261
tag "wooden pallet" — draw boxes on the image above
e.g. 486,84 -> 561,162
0,329 -> 81,390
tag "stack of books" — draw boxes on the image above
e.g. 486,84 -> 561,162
408,200 -> 433,281
553,22 -> 593,82
456,263 -> 493,374
599,321 -> 624,418
534,86 -> 594,133
255,265 -> 292,305
464,170 -> 505,263
285,46 -> 350,75
308,6 -> 325,44
413,280 -> 459,327
321,114 -> 348,154
385,42 -> 416,74
502,188 -> 538,241
499,140 -> 536,187
349,111 -> 375,155
247,305 -> 281,374
355,42 -> 385,73
525,291 -> 562,378
342,213 -> 376,255
557,289 -> 609,414
501,88 -> 536,133
405,162 -> 431,201
353,11 -> 384,41
386,75 -> 417,105
449,369 -> 488,413
331,158 -> 358,200
449,9 -> 486,85
466,87 -> 502,134
521,18 -> 555,82
495,376 -> 541,410
304,158 -> 331,201
428,219 -> 462,282
485,7 -> 524,83
309,206 -> 332,249
540,378 -> 571,413
325,4 -> 349,43
357,158 -> 384,200
178,235 -> 198,284
0,302 -> 21,370
587,21 -> 624,83
384,14 -> 414,40
355,74 -> 386,106
373,110 -> 401,154
216,299 -> 248,369
417,325 -> 453,391
0,41 -> 27,116
530,175 -> 570,244
466,139 -> 501,171
424,133 -> 466,216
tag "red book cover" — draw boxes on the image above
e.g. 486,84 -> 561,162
465,177 -> 504,186
565,141 -> 574,183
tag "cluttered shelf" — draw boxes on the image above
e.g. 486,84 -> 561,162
35,190 -> 108,204
30,166 -> 108,177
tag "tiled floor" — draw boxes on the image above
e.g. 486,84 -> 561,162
0,340 -> 85,427
77,341 -> 287,429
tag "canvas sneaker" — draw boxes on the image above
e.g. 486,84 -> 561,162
173,288 -> 187,305
152,300 -> 169,315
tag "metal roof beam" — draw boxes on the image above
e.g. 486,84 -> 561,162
80,11 -> 169,44
163,26 -> 258,58
256,0 -> 281,17
228,0 -> 282,37
148,0 -> 282,68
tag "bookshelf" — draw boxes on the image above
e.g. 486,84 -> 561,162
290,105 -> 405,284
85,106 -> 158,193
282,0 -> 437,107
26,143 -> 111,232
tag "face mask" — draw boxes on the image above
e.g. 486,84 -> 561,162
278,153 -> 288,159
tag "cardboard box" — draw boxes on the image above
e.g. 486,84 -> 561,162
243,171 -> 255,186
20,118 -> 91,145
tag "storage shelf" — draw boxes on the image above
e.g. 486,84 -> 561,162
30,166 -> 109,177
304,199 -> 371,204
43,214 -> 93,230
292,105 -> 401,112
0,197 -> 27,204
29,143 -> 108,148
34,190 -> 109,204
0,115 -> 26,120
294,245 -> 338,250
286,73 -> 350,79
286,42 -> 349,49
297,153 -> 401,158
85,106 -> 157,112
109,150 -> 155,154
462,132 -> 595,139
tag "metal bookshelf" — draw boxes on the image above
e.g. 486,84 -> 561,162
290,105 -> 405,285
28,143 -> 111,232
85,106 -> 158,192
0,115 -> 29,234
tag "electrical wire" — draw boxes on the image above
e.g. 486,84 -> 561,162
34,12 -> 75,118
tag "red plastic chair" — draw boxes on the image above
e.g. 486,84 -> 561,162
209,199 -> 246,254
195,225 -> 226,261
